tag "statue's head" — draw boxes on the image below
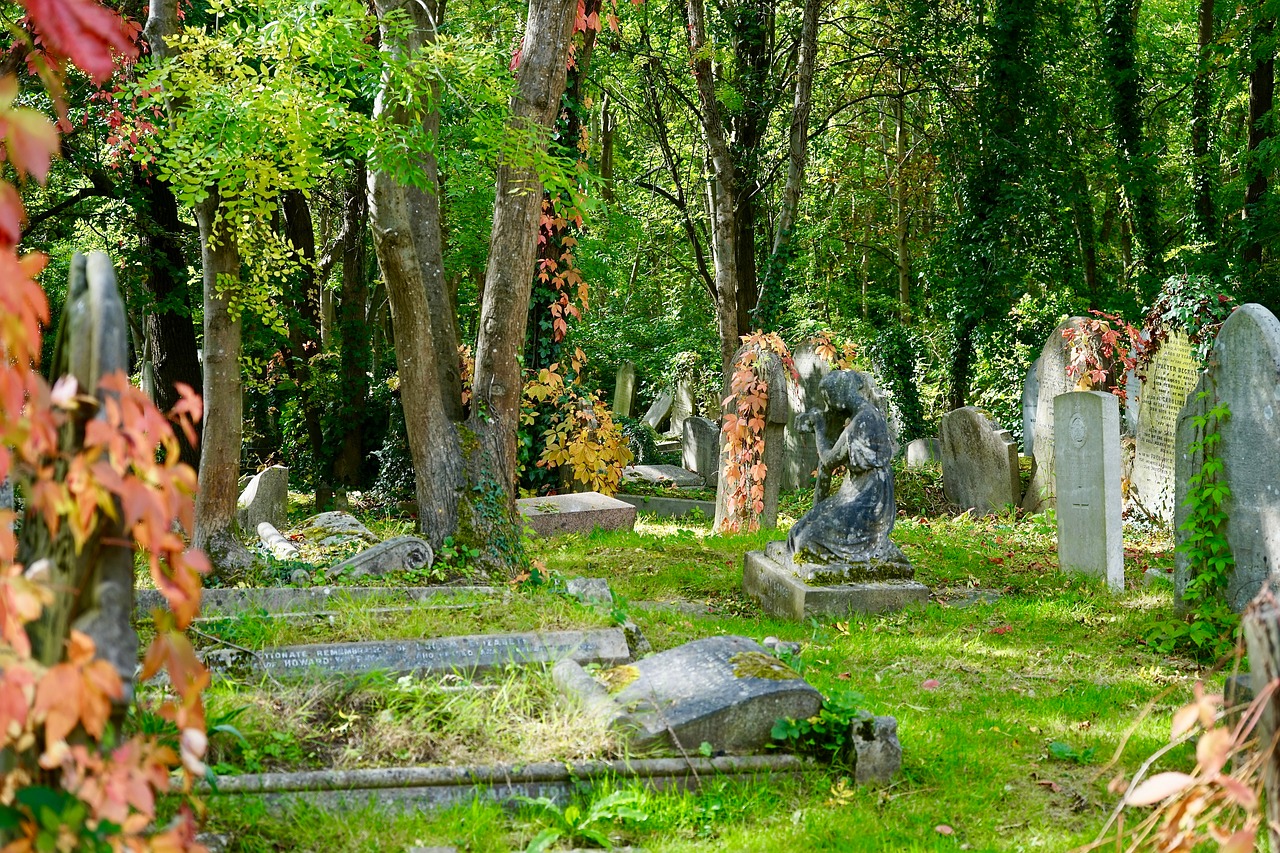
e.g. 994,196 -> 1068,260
818,370 -> 870,413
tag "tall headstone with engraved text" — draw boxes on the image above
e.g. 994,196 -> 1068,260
1130,331 -> 1200,523
1054,391 -> 1124,591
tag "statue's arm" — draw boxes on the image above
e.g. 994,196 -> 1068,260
817,425 -> 849,469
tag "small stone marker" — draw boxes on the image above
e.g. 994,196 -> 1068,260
613,362 -> 636,417
257,522 -> 300,561
1130,330 -> 1200,522
565,636 -> 823,755
135,584 -> 497,620
1054,392 -> 1123,591
566,577 -> 613,606
237,465 -> 289,532
1176,305 -> 1280,611
326,535 -> 434,580
296,511 -> 379,547
623,464 -> 703,488
202,628 -> 632,679
1021,358 -> 1040,455
939,408 -> 1020,513
1024,317 -> 1094,512
517,492 -> 637,537
682,416 -> 720,486
904,437 -> 941,468
642,389 -> 673,431
670,380 -> 695,437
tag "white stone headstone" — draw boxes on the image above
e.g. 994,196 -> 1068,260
1130,331 -> 1199,523
782,343 -> 833,492
642,389 -> 673,431
670,380 -> 695,437
1054,391 -> 1123,591
939,408 -> 1020,513
682,416 -> 720,483
905,437 -> 941,468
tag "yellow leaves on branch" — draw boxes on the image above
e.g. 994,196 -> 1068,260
523,357 -> 632,494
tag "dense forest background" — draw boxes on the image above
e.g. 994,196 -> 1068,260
11,0 -> 1278,545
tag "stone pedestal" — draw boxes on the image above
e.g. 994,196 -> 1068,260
743,546 -> 930,621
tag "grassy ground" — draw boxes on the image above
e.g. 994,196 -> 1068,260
186,491 -> 1220,852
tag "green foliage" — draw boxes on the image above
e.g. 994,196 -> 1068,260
870,324 -> 926,443
1147,273 -> 1238,362
770,689 -> 873,767
1147,395 -> 1237,660
615,415 -> 661,465
1047,740 -> 1097,764
515,790 -> 648,852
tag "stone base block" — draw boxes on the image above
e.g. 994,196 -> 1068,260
743,550 -> 930,621
517,492 -> 637,537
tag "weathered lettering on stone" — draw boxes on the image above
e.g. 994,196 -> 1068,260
940,408 -> 1020,513
1055,392 -> 1123,591
1130,331 -> 1200,523
1021,358 -> 1040,455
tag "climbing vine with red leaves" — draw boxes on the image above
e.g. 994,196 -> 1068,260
0,4 -> 210,850
720,332 -> 797,533
1062,310 -> 1146,402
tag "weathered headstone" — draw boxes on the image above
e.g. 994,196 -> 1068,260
257,522 -> 300,561
517,492 -> 637,537
782,344 -> 833,492
670,380 -> 695,437
565,636 -> 823,755
622,463 -> 703,488
1023,317 -> 1094,512
296,511 -> 379,547
939,408 -> 1020,513
566,577 -> 613,606
642,389 -> 673,431
202,628 -> 632,679
715,343 -> 790,531
682,416 -> 720,486
1054,392 -> 1123,591
1176,305 -> 1280,611
237,465 -> 289,532
904,437 -> 941,468
613,362 -> 636,417
326,536 -> 434,580
1021,357 -> 1041,455
1130,330 -> 1200,523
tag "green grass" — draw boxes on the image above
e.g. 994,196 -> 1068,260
195,510 -> 1209,852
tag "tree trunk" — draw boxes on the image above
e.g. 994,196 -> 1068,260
135,172 -> 202,469
192,194 -> 252,574
334,163 -> 371,494
894,66 -> 909,320
1190,0 -> 1217,254
1243,578 -> 1280,851
1243,10 -> 1275,277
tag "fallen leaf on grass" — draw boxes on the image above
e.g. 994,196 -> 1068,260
836,672 -> 851,680
989,625 -> 1013,635
935,825 -> 954,835
1037,780 -> 1061,793
922,679 -> 940,690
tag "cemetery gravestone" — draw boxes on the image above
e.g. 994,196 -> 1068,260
1021,357 -> 1040,455
613,362 -> 636,417
939,408 -> 1020,513
325,535 -> 434,580
517,491 -> 637,537
670,379 -> 695,437
1130,330 -> 1199,522
1176,304 -> 1280,611
257,522 -> 300,560
683,416 -> 720,486
237,465 -> 289,532
1023,317 -> 1091,512
905,437 -> 941,468
642,389 -> 673,431
1055,392 -> 1123,591
782,343 -> 833,492
297,511 -> 379,547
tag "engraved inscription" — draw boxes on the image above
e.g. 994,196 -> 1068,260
1133,332 -> 1200,521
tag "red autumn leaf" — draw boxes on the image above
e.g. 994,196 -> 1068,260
23,0 -> 140,84
921,678 -> 940,690
0,181 -> 24,245
2,105 -> 59,183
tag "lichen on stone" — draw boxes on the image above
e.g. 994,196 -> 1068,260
599,664 -> 640,693
730,650 -> 800,681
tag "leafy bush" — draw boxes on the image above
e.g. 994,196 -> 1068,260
616,415 -> 661,464
770,690 -> 873,768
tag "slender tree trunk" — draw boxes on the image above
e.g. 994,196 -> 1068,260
1190,0 -> 1217,254
1243,11 -> 1275,278
1072,168 -> 1100,304
334,163 -> 371,494
600,95 -> 615,202
894,66 -> 910,319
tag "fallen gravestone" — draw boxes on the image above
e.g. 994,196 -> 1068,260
615,494 -> 716,520
566,577 -> 613,606
939,408 -> 1020,513
642,389 -> 673,431
296,511 -> 379,547
682,416 -> 720,486
202,628 -> 632,679
1130,330 -> 1200,523
257,522 -> 300,561
1024,317 -> 1094,512
613,362 -> 636,417
517,492 -> 637,537
904,437 -> 941,468
1055,391 -> 1123,591
1176,304 -> 1280,611
1021,358 -> 1040,455
326,535 -> 434,580
135,585 -> 497,620
237,465 -> 289,532
623,464 -> 703,488
557,635 -> 822,754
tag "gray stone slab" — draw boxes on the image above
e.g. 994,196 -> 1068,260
1024,318 -> 1092,512
1131,331 -> 1200,523
295,511 -> 379,547
595,636 -> 822,754
1054,391 -> 1124,591
134,585 -> 497,620
623,464 -> 703,488
1021,358 -> 1041,455
325,536 -> 433,580
742,548 -> 930,621
613,362 -> 636,417
782,344 -> 833,492
201,628 -> 631,679
1176,305 -> 1280,612
517,492 -> 637,537
237,466 -> 289,532
670,380 -> 695,437
682,417 -> 720,482
566,577 -> 613,606
642,389 -> 673,431
940,407 -> 1020,513
615,494 -> 716,520
904,438 -> 941,468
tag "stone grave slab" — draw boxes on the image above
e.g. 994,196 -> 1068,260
564,635 -> 823,755
1130,330 -> 1199,523
257,522 -> 300,561
518,492 -> 637,537
940,407 -> 1020,513
615,494 -> 716,520
134,585 -> 497,620
905,437 -> 941,468
623,464 -> 703,488
326,535 -> 433,580
613,362 -> 636,417
682,416 -> 720,485
202,628 -> 631,679
1055,392 -> 1123,591
642,389 -> 673,431
237,465 -> 288,532
782,343 -> 833,491
1176,305 -> 1280,611
743,543 -> 929,621
1024,317 -> 1095,512
566,577 -> 613,606
296,511 -> 379,547
1021,358 -> 1041,455
654,438 -> 681,455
